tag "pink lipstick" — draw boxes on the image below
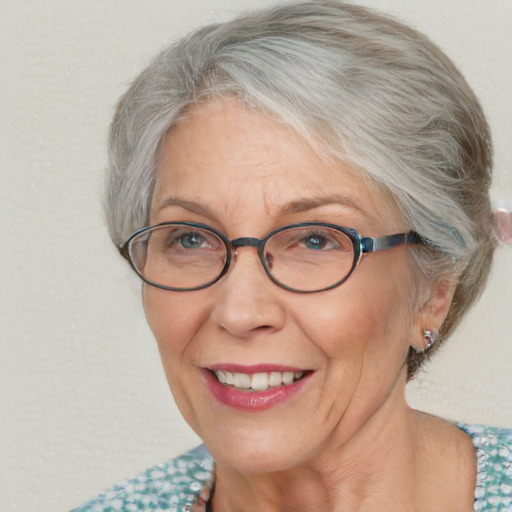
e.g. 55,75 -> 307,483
203,364 -> 311,411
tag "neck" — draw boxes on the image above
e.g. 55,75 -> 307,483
211,378 -> 422,512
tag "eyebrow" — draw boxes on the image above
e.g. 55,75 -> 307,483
157,197 -> 216,217
278,194 -> 366,216
156,194 -> 366,219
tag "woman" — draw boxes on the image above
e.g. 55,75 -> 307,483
73,1 -> 511,510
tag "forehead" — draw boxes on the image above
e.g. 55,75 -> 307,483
153,99 -> 401,231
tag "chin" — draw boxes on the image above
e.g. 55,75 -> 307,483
209,439 -> 307,474
197,415 -> 326,474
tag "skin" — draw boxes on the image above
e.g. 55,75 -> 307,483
143,98 -> 476,511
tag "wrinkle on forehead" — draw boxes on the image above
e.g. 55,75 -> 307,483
152,97 -> 403,232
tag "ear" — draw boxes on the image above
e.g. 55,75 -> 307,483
411,278 -> 456,352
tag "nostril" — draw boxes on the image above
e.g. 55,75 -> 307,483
251,324 -> 276,335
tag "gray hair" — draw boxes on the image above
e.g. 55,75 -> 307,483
105,0 -> 495,377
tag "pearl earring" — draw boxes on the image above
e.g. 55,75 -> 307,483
422,329 -> 438,350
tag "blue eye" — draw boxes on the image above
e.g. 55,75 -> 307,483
303,233 -> 328,250
277,227 -> 350,254
180,232 -> 206,249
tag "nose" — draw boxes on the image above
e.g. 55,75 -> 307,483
209,246 -> 286,339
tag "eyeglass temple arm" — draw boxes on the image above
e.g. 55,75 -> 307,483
361,231 -> 424,254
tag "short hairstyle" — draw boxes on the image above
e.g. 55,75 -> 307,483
105,0 -> 496,377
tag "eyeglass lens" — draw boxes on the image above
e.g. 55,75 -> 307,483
128,224 -> 358,292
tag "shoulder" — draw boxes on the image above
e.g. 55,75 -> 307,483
70,445 -> 214,512
456,423 -> 512,510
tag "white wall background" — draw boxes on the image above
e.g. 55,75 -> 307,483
1,1 -> 511,511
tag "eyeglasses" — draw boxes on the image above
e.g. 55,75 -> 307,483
119,222 -> 425,293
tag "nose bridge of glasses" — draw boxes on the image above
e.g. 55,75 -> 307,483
229,237 -> 267,273
231,237 -> 263,249
228,236 -> 270,283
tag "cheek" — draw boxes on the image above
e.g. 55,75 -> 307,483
142,286 -> 207,359
142,287 -> 211,416
296,265 -> 414,362
298,290 -> 386,351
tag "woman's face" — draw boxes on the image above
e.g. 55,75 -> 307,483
145,99 -> 422,472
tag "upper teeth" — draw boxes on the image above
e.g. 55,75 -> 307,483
214,370 -> 304,391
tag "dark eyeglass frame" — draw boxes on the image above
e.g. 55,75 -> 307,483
119,221 -> 426,293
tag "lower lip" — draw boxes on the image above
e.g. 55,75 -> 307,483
203,370 -> 310,411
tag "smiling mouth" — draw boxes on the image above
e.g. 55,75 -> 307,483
211,370 -> 307,391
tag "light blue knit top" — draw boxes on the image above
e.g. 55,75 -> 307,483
72,424 -> 512,512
